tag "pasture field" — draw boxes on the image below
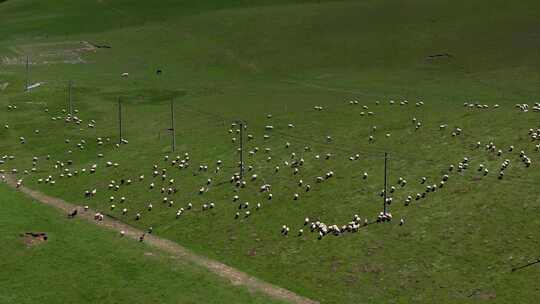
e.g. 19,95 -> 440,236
1,0 -> 540,303
0,183 -> 283,304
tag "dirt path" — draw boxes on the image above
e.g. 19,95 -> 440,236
4,176 -> 318,304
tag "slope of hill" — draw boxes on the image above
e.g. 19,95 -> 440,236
1,0 -> 540,303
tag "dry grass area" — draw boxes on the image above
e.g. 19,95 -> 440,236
1,41 -> 96,65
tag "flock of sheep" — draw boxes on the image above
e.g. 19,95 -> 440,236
1,97 -> 539,242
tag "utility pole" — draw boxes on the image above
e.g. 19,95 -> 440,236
170,99 -> 176,152
68,80 -> 73,116
383,152 -> 388,214
25,56 -> 29,92
238,120 -> 245,179
118,97 -> 123,145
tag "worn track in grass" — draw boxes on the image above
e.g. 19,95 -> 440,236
4,175 -> 318,304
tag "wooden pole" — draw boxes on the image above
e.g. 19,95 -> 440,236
118,97 -> 123,144
239,121 -> 244,179
170,99 -> 176,152
25,56 -> 29,92
68,80 -> 73,116
383,152 -> 388,214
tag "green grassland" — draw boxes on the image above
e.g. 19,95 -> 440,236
0,184 -> 284,304
1,0 -> 540,303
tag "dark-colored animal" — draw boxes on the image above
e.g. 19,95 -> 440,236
68,209 -> 78,218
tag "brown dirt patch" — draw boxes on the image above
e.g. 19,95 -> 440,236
2,41 -> 97,65
469,289 -> 497,300
355,263 -> 384,274
21,232 -> 48,247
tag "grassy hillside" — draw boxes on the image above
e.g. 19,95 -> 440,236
1,0 -> 540,303
0,184 -> 284,304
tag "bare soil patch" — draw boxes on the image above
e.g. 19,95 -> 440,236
21,232 -> 48,247
2,41 -> 97,65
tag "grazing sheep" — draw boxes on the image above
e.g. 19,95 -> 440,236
94,213 -> 104,221
405,196 -> 411,206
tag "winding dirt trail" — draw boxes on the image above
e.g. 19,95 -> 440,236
4,176 -> 318,304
